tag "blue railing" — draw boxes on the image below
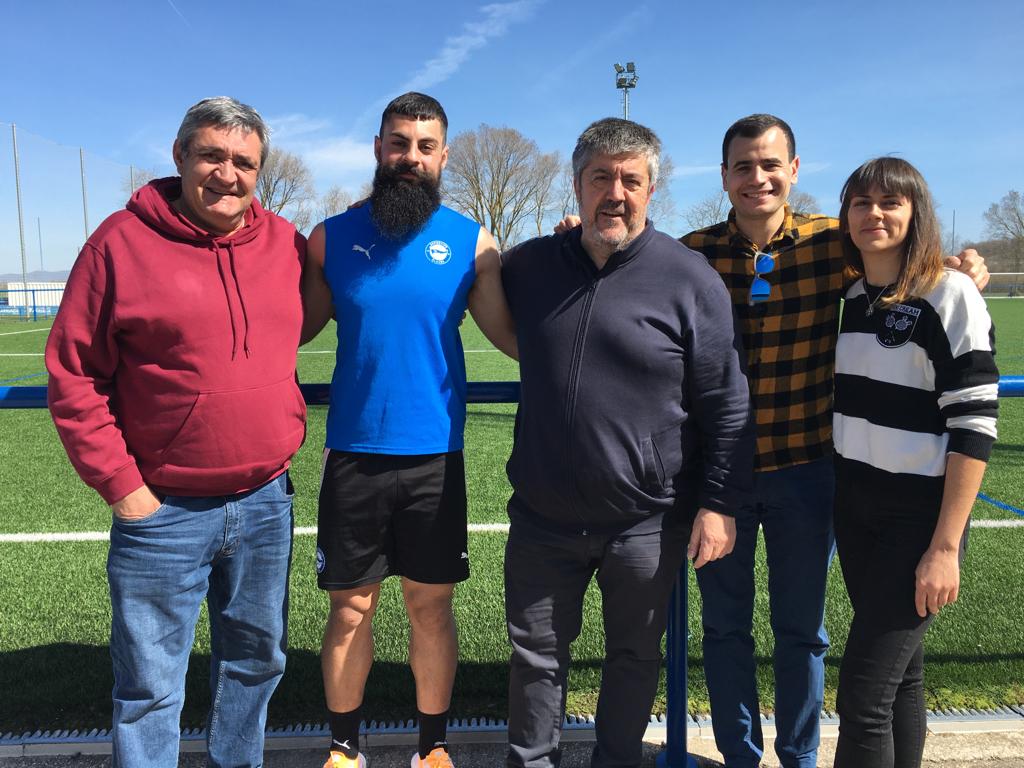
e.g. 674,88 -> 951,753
3,377 -> 1021,409
0,287 -> 64,321
1,377 -> 1021,766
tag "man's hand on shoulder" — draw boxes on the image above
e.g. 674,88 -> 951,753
468,228 -> 518,360
111,485 -> 162,522
687,507 -> 736,569
554,215 -> 582,234
945,247 -> 989,291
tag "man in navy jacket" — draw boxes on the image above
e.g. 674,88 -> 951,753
501,117 -> 754,768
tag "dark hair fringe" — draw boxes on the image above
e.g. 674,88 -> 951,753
838,157 -> 945,304
722,114 -> 796,166
380,92 -> 448,139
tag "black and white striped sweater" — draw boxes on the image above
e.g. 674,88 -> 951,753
833,270 -> 999,500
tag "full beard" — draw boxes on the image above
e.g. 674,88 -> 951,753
369,162 -> 442,241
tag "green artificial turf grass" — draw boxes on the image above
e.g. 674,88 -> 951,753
2,304 -> 1022,730
3,527 -> 1023,731
988,300 -> 1024,376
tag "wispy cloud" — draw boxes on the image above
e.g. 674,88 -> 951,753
302,136 -> 377,175
266,113 -> 332,143
400,0 -> 542,92
674,164 -> 720,178
164,0 -> 192,29
799,161 -> 830,174
268,2 -> 544,194
350,1 -> 542,133
533,5 -> 650,96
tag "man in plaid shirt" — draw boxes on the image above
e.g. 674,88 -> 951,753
681,114 -> 987,768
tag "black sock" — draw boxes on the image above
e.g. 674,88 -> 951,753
328,707 -> 361,759
417,709 -> 449,759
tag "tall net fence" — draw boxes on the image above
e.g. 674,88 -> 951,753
0,121 -> 156,286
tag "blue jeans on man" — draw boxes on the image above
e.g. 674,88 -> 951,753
106,473 -> 293,767
695,458 -> 835,768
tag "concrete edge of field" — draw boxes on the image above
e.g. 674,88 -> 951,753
3,711 -> 1024,764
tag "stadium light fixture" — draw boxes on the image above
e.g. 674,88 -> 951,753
613,61 -> 639,119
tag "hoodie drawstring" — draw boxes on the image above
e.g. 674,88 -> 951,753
226,240 -> 253,358
213,245 -> 239,360
213,241 -> 251,360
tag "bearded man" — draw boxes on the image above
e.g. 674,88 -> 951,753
301,92 -> 516,768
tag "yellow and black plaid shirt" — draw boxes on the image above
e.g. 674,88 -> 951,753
681,207 -> 847,472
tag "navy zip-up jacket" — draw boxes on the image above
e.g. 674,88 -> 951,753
501,223 -> 753,533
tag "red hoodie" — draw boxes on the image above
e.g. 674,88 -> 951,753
46,178 -> 307,504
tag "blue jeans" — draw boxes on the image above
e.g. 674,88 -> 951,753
107,473 -> 293,768
695,458 -> 835,768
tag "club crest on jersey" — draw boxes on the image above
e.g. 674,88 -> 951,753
876,303 -> 921,348
316,546 -> 326,574
425,240 -> 452,265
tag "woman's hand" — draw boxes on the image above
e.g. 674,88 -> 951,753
914,546 -> 961,618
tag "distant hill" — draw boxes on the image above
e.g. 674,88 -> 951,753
0,270 -> 71,283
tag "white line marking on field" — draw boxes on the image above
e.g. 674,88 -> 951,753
296,349 -> 498,355
1,531 -> 110,542
971,519 -> 1024,528
0,327 -> 50,336
0,352 -> 44,356
8,520 -> 1023,544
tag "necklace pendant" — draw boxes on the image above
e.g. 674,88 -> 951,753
865,305 -> 874,317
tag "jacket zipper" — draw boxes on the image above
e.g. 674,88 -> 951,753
564,274 -> 600,528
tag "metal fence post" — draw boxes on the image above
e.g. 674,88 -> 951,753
656,568 -> 698,767
12,124 -> 29,317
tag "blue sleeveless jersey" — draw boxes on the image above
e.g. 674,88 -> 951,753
322,204 -> 479,453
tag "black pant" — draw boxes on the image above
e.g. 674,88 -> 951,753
504,511 -> 690,768
833,480 -> 964,768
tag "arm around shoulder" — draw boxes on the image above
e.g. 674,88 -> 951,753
468,227 -> 518,360
300,222 -> 334,345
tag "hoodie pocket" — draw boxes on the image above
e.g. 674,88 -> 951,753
147,376 -> 306,490
644,421 -> 685,492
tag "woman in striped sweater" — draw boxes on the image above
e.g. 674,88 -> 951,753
831,157 -> 999,768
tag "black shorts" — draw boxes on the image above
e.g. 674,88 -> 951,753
316,449 -> 470,590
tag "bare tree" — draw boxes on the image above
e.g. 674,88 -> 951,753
256,148 -> 316,229
531,151 -> 563,237
683,189 -> 730,231
443,124 -> 560,250
556,162 -> 578,221
120,167 -> 159,198
983,190 -> 1024,240
788,189 -> 820,215
647,153 -> 677,228
314,185 -> 353,224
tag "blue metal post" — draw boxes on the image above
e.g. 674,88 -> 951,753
656,565 -> 698,768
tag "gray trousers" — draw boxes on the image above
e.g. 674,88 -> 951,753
504,513 -> 690,768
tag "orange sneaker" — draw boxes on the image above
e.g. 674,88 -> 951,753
323,750 -> 366,768
410,746 -> 454,767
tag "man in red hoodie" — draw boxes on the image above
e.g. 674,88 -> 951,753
45,96 -> 306,768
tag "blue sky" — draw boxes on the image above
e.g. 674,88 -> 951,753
1,0 -> 1022,276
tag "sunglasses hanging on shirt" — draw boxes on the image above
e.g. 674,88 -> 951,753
749,251 -> 776,305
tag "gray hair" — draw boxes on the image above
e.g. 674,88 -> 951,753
175,96 -> 271,168
571,118 -> 661,186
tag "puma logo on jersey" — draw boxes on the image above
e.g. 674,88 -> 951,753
352,243 -> 375,260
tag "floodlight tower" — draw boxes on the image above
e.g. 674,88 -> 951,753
614,61 -> 638,119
